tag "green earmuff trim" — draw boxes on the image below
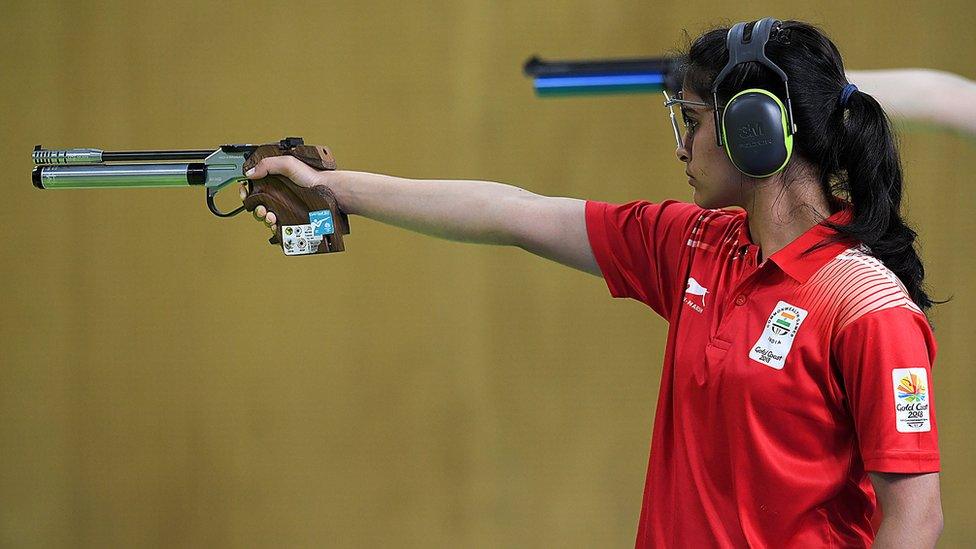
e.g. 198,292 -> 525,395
720,88 -> 794,178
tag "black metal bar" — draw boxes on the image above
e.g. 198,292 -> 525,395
523,55 -> 675,77
102,150 -> 215,162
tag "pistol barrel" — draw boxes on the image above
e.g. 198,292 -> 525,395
32,146 -> 213,165
33,163 -> 206,189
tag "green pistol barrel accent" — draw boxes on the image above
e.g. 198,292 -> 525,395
33,164 -> 201,189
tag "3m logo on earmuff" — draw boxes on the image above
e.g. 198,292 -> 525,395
735,120 -> 775,150
738,123 -> 765,139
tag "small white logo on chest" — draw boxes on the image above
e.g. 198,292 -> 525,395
749,301 -> 808,370
685,277 -> 708,313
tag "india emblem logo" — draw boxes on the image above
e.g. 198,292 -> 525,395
769,310 -> 797,336
748,301 -> 807,370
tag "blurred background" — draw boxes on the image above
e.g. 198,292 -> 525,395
1,1 -> 973,547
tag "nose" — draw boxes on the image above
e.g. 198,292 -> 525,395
675,141 -> 690,163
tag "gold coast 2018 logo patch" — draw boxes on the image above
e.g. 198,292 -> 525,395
749,301 -> 807,370
891,368 -> 931,433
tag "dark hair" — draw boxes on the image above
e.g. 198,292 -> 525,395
679,19 -> 945,313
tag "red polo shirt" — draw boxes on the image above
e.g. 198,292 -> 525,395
585,199 -> 940,548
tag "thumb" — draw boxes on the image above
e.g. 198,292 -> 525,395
244,155 -> 320,188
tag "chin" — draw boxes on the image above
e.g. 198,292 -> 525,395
691,192 -> 720,210
692,188 -> 736,210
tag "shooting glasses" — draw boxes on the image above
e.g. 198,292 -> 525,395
663,90 -> 724,149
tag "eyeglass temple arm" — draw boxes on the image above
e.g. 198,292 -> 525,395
663,91 -> 682,147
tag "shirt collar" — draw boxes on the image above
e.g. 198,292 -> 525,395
737,199 -> 856,284
769,203 -> 855,283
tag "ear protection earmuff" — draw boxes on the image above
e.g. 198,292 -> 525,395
711,17 -> 797,178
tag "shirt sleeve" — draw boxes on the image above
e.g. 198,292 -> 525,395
585,199 -> 702,319
832,308 -> 940,473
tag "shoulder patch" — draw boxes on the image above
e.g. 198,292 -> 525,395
892,368 -> 931,432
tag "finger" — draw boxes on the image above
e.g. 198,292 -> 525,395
255,205 -> 267,218
239,183 -> 248,200
244,155 -> 320,187
266,212 -> 277,226
271,224 -> 277,233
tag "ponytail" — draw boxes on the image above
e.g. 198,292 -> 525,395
824,88 -> 941,312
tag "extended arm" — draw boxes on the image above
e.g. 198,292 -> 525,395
869,472 -> 943,548
243,157 -> 602,276
847,68 -> 976,139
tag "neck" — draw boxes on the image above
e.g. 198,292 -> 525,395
740,165 -> 834,262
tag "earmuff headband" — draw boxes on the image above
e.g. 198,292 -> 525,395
711,17 -> 797,147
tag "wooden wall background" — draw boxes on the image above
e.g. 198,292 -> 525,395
1,1 -> 973,546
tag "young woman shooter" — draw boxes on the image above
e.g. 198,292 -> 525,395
242,19 -> 943,548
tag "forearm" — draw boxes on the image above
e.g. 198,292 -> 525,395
873,514 -> 942,548
847,68 -> 976,137
245,157 -> 599,274
869,472 -> 943,548
328,170 -> 538,246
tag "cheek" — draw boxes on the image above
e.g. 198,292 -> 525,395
692,137 -> 722,176
701,136 -> 738,176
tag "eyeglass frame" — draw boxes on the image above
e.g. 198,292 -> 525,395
662,90 -> 725,149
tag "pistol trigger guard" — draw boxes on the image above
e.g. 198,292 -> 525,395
206,187 -> 246,218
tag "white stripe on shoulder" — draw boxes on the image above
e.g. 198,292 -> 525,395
826,245 -> 924,329
686,208 -> 740,253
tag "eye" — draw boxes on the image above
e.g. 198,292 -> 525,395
683,114 -> 699,134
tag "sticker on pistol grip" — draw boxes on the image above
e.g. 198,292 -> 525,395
309,209 -> 336,236
281,224 -> 324,256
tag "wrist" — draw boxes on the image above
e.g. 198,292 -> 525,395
322,169 -> 356,215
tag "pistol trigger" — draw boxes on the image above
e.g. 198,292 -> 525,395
206,187 -> 246,218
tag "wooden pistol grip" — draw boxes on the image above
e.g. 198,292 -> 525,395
243,176 -> 346,254
240,142 -> 350,256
